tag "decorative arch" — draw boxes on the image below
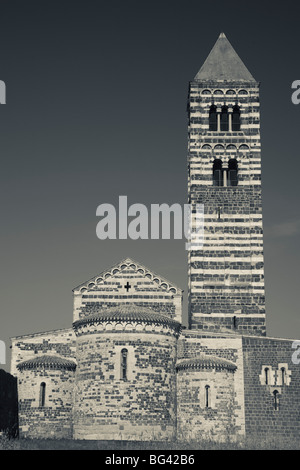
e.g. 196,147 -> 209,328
214,144 -> 224,150
226,144 -> 237,150
202,144 -> 212,149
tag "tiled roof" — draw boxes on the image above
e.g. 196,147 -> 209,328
194,32 -> 256,82
17,355 -> 77,371
176,354 -> 237,372
73,305 -> 181,331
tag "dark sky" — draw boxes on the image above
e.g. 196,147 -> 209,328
1,0 -> 300,372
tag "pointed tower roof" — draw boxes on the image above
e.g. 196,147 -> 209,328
194,32 -> 256,82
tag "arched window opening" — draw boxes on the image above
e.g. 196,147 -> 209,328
209,105 -> 217,131
121,348 -> 128,381
227,159 -> 238,186
220,106 -> 229,131
232,105 -> 240,131
281,367 -> 286,385
213,159 -> 223,186
265,368 -> 269,385
39,382 -> 46,407
273,390 -> 279,411
205,385 -> 210,408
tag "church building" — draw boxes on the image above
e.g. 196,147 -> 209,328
10,33 -> 300,442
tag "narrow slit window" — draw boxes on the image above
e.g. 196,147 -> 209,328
273,390 -> 279,411
265,368 -> 269,385
281,367 -> 286,385
39,382 -> 46,407
121,348 -> 128,381
205,385 -> 210,408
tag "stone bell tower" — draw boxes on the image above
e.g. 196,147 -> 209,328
187,33 -> 266,336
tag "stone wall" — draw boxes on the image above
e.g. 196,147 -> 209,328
242,335 -> 300,441
17,361 -> 76,439
73,307 -> 180,440
178,330 -> 246,436
73,258 -> 183,324
187,80 -> 265,336
10,328 -> 76,376
176,361 -> 236,441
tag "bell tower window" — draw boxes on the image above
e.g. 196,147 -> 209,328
220,106 -> 229,131
213,159 -> 223,186
232,105 -> 240,131
227,159 -> 238,186
209,105 -> 217,131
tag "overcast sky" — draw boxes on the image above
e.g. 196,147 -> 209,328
1,0 -> 300,371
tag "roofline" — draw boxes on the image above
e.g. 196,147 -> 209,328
10,327 -> 74,341
72,256 -> 184,293
182,329 -> 300,343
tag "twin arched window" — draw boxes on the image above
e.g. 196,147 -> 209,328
209,105 -> 240,132
213,159 -> 238,186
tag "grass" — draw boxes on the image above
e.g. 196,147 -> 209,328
0,435 -> 299,450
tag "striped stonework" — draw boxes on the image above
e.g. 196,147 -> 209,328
187,34 -> 265,335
